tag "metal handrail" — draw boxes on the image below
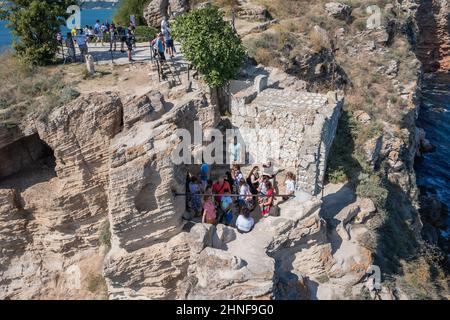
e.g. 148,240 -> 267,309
174,193 -> 296,198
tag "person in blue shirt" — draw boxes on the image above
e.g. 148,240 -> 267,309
200,162 -> 209,191
155,33 -> 166,61
220,189 -> 234,225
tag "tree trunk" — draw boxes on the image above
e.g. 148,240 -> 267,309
209,85 -> 230,115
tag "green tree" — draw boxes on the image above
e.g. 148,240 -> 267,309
172,5 -> 245,89
113,0 -> 151,26
0,0 -> 76,66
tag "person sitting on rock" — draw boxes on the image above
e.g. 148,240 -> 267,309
219,189 -> 234,225
202,195 -> 216,225
238,180 -> 253,213
212,175 -> 231,205
258,175 -> 268,204
189,176 -> 202,217
236,208 -> 255,234
261,181 -> 275,218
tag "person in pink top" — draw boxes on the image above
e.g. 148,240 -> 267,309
202,195 -> 217,225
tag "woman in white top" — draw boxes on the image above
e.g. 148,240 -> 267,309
236,208 -> 254,233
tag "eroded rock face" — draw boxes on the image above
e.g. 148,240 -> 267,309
0,92 -> 123,299
144,0 -> 189,28
0,84 -> 219,299
237,4 -> 269,22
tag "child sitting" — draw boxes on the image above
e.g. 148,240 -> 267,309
202,195 -> 217,225
220,189 -> 234,226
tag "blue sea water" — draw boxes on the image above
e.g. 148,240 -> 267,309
0,8 -> 115,53
415,84 -> 450,238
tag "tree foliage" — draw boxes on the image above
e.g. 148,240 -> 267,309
0,0 -> 76,66
113,0 -> 151,26
172,5 -> 245,88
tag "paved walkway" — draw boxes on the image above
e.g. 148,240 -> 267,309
68,42 -> 189,67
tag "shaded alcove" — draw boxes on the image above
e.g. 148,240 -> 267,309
134,167 -> 162,213
0,133 -> 56,182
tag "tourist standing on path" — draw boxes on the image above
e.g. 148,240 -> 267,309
155,33 -> 166,75
65,32 -> 76,62
94,20 -> 103,46
125,27 -> 135,62
109,24 -> 117,52
161,16 -> 168,34
75,29 -> 88,62
163,26 -> 175,58
117,24 -> 126,52
129,22 -> 137,48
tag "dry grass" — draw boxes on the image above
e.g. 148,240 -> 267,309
309,28 -> 331,52
0,53 -> 79,125
85,273 -> 108,299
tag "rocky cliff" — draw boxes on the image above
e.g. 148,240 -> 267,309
0,0 -> 449,300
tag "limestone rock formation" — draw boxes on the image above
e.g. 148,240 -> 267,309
144,0 -> 189,28
236,3 -> 269,22
230,65 -> 344,195
0,92 -> 123,299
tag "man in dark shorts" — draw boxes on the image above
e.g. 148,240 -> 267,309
125,27 -> 134,62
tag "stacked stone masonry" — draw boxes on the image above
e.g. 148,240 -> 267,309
230,67 -> 343,195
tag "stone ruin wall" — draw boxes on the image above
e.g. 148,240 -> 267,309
230,74 -> 343,195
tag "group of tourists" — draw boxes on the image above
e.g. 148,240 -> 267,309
61,19 -> 137,62
149,17 -> 177,76
186,162 -> 297,234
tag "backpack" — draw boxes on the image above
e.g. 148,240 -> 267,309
268,205 -> 280,217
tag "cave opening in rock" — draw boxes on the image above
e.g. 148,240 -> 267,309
0,134 -> 56,182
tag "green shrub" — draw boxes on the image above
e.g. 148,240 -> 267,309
113,0 -> 151,26
134,25 -> 158,42
86,273 -> 108,299
326,168 -> 348,184
356,174 -> 388,207
99,220 -> 111,248
0,0 -> 77,66
172,6 -> 245,88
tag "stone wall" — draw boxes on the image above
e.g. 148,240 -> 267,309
230,67 -> 343,195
